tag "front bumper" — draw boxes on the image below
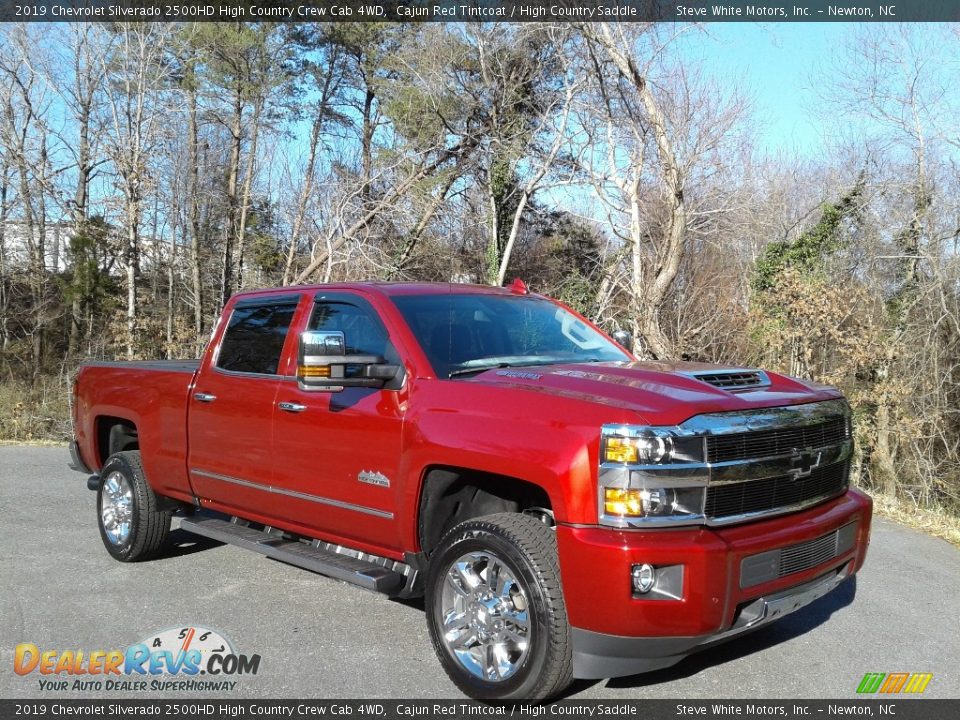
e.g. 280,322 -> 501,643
557,488 -> 872,679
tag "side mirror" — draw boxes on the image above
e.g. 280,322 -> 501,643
298,330 -> 400,392
612,329 -> 634,354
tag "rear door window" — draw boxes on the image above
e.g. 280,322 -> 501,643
216,300 -> 299,375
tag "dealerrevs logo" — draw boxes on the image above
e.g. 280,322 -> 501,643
14,626 -> 260,692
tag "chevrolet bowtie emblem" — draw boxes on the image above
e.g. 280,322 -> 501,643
789,449 -> 822,479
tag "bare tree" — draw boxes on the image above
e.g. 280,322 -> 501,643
32,24 -> 110,356
755,25 -> 960,509
98,23 -> 175,358
572,24 -> 747,359
0,25 -> 55,377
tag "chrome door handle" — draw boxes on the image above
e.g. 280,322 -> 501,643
193,392 -> 217,403
278,401 -> 307,413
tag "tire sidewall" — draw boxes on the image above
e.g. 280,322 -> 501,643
426,524 -> 554,700
96,454 -> 142,561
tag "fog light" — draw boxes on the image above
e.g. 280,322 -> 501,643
631,563 -> 656,594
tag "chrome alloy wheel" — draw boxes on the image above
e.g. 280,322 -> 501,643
439,551 -> 531,682
100,471 -> 134,545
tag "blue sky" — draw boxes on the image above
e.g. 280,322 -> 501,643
678,22 -> 859,155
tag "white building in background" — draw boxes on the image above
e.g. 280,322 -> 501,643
0,220 -> 74,271
1,220 -> 169,273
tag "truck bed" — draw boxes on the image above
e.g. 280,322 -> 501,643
72,359 -> 201,503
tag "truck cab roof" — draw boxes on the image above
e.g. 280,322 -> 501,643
228,281 -> 530,302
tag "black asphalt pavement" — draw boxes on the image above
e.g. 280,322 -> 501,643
1,446 -> 957,700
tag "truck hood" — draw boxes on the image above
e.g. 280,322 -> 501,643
463,361 -> 841,426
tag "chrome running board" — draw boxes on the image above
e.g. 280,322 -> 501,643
179,515 -> 407,595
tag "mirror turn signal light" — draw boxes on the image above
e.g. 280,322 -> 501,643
299,365 -> 331,378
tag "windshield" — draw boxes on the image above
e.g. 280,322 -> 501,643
390,293 -> 630,379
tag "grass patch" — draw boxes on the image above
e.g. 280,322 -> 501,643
0,378 -> 72,443
868,491 -> 960,549
0,438 -> 66,447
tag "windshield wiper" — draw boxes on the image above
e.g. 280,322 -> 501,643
447,355 -> 616,379
448,362 -> 513,378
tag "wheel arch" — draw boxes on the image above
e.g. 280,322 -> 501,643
415,465 -> 554,556
95,415 -> 140,467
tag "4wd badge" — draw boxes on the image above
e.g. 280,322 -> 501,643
358,470 -> 390,488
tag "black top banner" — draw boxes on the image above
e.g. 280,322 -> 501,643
2,0 -> 959,23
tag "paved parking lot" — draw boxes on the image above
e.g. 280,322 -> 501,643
1,446 -> 958,699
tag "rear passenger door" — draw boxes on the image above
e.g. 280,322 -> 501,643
187,294 -> 301,518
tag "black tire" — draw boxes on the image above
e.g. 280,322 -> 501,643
425,513 -> 573,701
97,451 -> 172,562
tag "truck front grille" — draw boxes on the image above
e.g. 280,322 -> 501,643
740,522 -> 858,587
705,461 -> 849,520
706,416 -> 849,463
779,531 -> 842,576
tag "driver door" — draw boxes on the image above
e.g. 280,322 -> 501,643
270,293 -> 405,552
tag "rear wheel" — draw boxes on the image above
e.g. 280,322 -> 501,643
425,513 -> 573,700
97,451 -> 171,562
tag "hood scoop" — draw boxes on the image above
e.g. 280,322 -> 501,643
687,369 -> 771,391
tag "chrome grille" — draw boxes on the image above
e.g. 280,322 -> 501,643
707,416 -> 849,463
705,461 -> 849,520
695,371 -> 766,389
741,522 -> 858,588
780,532 -> 840,576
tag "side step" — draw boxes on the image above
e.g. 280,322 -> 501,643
179,516 -> 405,595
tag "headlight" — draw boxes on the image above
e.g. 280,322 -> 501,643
601,427 -> 704,465
599,424 -> 707,526
602,482 -> 705,522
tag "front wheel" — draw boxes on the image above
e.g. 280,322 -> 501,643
97,451 -> 171,562
425,513 -> 573,701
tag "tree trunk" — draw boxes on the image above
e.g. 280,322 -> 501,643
125,197 -> 139,359
166,225 -> 176,358
221,88 -> 243,310
32,134 -> 49,377
283,104 -> 325,285
10,119 -> 39,378
186,74 -> 204,347
0,161 -> 9,359
872,383 -> 899,497
360,84 -> 375,201
235,95 -> 263,292
589,24 -> 688,360
486,183 -> 500,284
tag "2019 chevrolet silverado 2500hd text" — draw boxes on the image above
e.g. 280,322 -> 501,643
69,281 -> 872,700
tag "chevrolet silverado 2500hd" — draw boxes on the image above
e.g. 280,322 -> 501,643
69,281 -> 872,700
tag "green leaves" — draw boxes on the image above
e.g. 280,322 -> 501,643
752,175 -> 865,296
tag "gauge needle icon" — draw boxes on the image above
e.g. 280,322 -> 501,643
180,627 -> 196,654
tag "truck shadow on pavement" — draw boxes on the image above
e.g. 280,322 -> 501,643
157,527 -> 224,559
561,576 -> 858,698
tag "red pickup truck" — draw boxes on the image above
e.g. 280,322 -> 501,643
70,281 -> 872,700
